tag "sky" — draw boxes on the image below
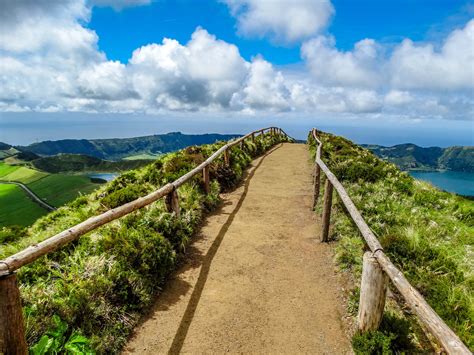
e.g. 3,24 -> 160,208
0,0 -> 473,146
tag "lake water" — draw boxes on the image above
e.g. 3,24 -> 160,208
409,171 -> 474,197
88,173 -> 118,182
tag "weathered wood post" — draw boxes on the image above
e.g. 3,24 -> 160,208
224,148 -> 230,166
251,133 -> 255,143
0,273 -> 28,355
312,163 -> 321,209
202,166 -> 210,194
239,140 -> 244,150
321,179 -> 333,242
165,189 -> 180,217
358,252 -> 388,331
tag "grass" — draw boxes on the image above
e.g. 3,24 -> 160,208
0,162 -> 20,178
0,184 -> 47,227
308,131 -> 474,352
28,175 -> 102,207
0,164 -> 48,184
0,132 -> 287,353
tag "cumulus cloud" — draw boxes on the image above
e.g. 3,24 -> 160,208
390,19 -> 474,90
0,0 -> 472,121
223,0 -> 334,43
301,36 -> 382,88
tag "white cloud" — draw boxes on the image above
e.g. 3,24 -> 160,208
223,0 -> 334,43
301,36 -> 382,88
231,57 -> 290,111
390,19 -> 474,91
0,0 -> 472,122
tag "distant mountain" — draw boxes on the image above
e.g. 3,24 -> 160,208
18,132 -> 241,160
364,143 -> 474,172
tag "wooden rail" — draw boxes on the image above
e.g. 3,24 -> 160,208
0,127 -> 291,354
310,128 -> 470,354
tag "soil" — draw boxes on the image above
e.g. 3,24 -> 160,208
124,143 -> 352,354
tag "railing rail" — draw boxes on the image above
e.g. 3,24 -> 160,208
310,128 -> 470,354
0,126 -> 291,354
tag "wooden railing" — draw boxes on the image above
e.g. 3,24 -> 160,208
0,127 -> 292,354
310,128 -> 470,354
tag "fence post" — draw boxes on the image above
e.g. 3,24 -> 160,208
321,179 -> 333,242
202,166 -> 210,194
358,252 -> 388,332
251,133 -> 255,143
224,148 -> 230,166
0,273 -> 27,355
165,189 -> 180,217
312,163 -> 321,209
239,140 -> 244,150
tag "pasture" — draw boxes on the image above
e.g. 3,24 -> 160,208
0,184 -> 47,227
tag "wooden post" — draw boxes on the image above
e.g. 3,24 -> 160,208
251,133 -> 255,143
358,252 -> 388,332
224,148 -> 230,166
321,179 -> 333,242
203,166 -> 210,194
0,273 -> 27,355
239,141 -> 244,150
165,189 -> 180,217
312,164 -> 321,209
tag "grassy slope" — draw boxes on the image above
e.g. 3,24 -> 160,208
0,185 -> 47,226
0,133 -> 286,353
0,162 -> 104,226
309,132 -> 473,352
28,175 -> 101,207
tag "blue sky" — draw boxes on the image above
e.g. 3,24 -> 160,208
90,0 -> 471,65
0,0 -> 473,145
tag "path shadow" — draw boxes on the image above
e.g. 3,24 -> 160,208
168,144 -> 282,354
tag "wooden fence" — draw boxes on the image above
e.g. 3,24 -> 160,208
311,128 -> 470,354
0,127 -> 291,354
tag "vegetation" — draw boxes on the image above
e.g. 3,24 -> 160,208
0,185 -> 47,227
0,132 -> 287,353
32,154 -> 151,173
19,132 -> 241,160
365,143 -> 474,172
309,132 -> 474,352
28,175 -> 102,207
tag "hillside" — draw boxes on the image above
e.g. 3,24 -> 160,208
31,154 -> 151,173
18,132 -> 241,160
310,133 -> 473,352
364,143 -> 474,172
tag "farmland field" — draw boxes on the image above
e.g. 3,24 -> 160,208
28,174 -> 100,207
0,163 -> 19,178
0,184 -> 47,227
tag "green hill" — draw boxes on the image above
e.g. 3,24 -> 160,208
19,132 -> 241,160
364,143 -> 474,172
32,154 -> 151,173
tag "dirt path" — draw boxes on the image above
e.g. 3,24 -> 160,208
124,143 -> 351,354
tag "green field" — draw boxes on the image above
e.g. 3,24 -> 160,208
0,163 -> 20,178
0,162 -> 103,225
0,184 -> 47,227
28,175 -> 100,207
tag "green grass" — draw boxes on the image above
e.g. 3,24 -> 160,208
0,133 -> 287,353
308,131 -> 474,352
28,175 -> 101,207
0,184 -> 47,227
0,162 -> 20,177
0,164 -> 48,184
